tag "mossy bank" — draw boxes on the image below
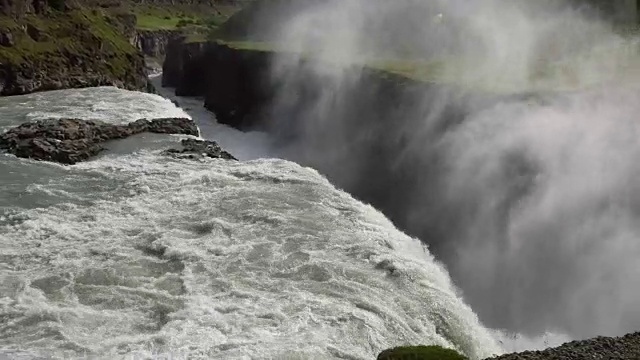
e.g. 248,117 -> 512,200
0,0 -> 240,96
0,0 -> 146,95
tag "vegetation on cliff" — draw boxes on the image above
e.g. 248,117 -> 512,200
130,1 -> 241,47
132,3 -> 237,32
208,0 -> 640,91
0,0 -> 244,96
0,0 -> 148,95
2,10 -> 134,66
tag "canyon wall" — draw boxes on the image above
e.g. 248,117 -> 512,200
0,0 -> 149,96
134,29 -> 180,59
160,39 -> 521,259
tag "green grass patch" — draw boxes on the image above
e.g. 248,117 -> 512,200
136,14 -> 184,30
214,39 -> 449,82
0,17 -> 18,30
184,33 -> 207,44
130,4 -> 239,32
214,39 -> 279,52
377,345 -> 468,360
369,59 -> 447,82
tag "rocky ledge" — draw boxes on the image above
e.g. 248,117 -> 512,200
0,117 -> 199,164
486,332 -> 640,360
164,138 -> 237,161
377,332 -> 640,360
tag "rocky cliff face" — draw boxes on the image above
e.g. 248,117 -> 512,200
161,36 -> 209,95
161,39 -> 529,261
202,43 -> 274,128
134,29 -> 180,58
0,0 -> 51,16
0,0 -> 150,96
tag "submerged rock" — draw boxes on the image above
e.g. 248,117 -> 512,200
164,138 -> 237,161
0,117 -> 198,164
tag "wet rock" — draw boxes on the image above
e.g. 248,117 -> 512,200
486,332 -> 640,360
0,117 -> 198,164
164,138 -> 237,161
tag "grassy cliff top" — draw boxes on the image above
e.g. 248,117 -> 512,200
131,3 -> 239,31
209,0 -> 640,94
215,39 -> 640,94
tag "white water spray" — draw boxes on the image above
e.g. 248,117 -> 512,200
258,0 -> 640,339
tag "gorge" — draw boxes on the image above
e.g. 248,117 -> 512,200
162,0 -> 640,345
2,0 -> 640,359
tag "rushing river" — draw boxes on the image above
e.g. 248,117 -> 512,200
0,85 -> 507,359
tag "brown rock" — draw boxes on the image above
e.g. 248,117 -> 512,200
0,117 -> 200,164
163,138 -> 238,161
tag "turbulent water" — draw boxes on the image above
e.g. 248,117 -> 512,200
0,86 -> 504,359
250,0 -> 640,342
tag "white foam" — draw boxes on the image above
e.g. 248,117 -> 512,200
0,150 -> 502,359
0,86 -> 188,130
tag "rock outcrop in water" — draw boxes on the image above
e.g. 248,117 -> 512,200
164,138 -> 237,160
0,117 -> 199,164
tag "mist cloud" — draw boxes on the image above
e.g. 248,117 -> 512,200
257,0 -> 640,339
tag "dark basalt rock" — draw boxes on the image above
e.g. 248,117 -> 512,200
162,36 -> 208,97
164,138 -> 237,161
0,117 -> 198,164
134,29 -> 181,58
486,332 -> 640,360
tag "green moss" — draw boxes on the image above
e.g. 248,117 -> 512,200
377,345 -> 468,360
0,7 -> 141,85
0,17 -> 19,30
136,14 -> 184,30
